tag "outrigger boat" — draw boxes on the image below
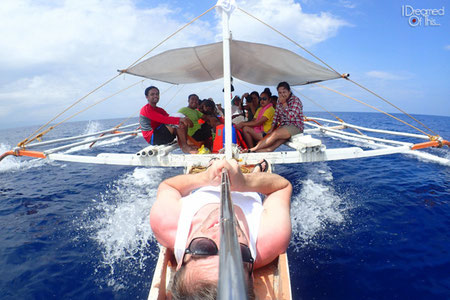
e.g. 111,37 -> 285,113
1,0 -> 449,299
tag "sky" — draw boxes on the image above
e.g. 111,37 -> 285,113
0,0 -> 449,130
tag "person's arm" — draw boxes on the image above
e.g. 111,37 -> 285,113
271,104 -> 280,129
236,116 -> 268,129
150,165 -> 224,248
214,159 -> 290,195
177,108 -> 195,128
283,96 -> 303,121
148,108 -> 181,125
265,123 -> 276,135
217,160 -> 292,269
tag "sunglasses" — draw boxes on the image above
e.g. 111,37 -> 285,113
183,237 -> 254,274
260,97 -> 268,101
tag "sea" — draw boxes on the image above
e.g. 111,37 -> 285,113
0,112 -> 449,300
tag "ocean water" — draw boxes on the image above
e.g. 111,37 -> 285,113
0,112 -> 449,300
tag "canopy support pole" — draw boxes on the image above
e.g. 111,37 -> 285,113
221,3 -> 233,159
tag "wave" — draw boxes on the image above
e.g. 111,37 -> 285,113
64,121 -> 134,154
0,143 -> 47,173
79,167 -> 165,291
290,163 -> 351,250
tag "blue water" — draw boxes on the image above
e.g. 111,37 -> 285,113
0,113 -> 449,299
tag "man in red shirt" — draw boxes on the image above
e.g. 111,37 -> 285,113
140,86 -> 197,154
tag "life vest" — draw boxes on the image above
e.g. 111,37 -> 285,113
212,124 -> 248,153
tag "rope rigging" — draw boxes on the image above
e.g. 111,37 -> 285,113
313,82 -> 434,138
237,7 -> 440,140
7,1 -> 447,161
17,5 -> 217,148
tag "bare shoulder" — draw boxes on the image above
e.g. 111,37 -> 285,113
254,181 -> 292,269
149,182 -> 182,249
254,208 -> 291,269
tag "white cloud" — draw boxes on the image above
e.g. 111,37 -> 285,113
445,45 -> 450,50
0,0 -> 214,68
221,0 -> 349,48
0,0 -> 216,127
366,70 -> 412,81
338,0 -> 357,9
0,0 -> 350,128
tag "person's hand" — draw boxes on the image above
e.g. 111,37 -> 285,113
203,159 -> 226,186
235,122 -> 244,130
203,159 -> 246,190
181,117 -> 193,128
278,94 -> 287,105
221,159 -> 246,191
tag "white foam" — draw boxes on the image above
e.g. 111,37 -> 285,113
0,143 -> 47,172
64,121 -> 104,153
404,149 -> 450,166
82,167 -> 166,290
84,120 -> 103,135
64,121 -> 133,153
290,163 -> 350,250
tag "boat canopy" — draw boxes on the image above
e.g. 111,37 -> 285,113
122,40 -> 341,86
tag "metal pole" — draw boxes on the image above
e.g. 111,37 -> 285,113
218,169 -> 249,300
222,6 -> 233,160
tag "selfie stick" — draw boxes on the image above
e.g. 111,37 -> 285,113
218,168 -> 249,300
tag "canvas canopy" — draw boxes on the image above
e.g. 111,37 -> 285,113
122,40 -> 341,86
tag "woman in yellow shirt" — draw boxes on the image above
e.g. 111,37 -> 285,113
235,91 -> 275,148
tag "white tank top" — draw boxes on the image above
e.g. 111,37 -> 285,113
174,186 -> 264,264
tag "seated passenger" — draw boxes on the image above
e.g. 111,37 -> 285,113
246,82 -> 304,153
139,86 -> 197,154
178,94 -> 213,144
231,96 -> 245,124
235,91 -> 275,148
193,99 -> 223,150
270,95 -> 278,107
202,99 -> 224,126
242,91 -> 260,121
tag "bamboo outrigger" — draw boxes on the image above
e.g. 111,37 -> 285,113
1,0 -> 449,299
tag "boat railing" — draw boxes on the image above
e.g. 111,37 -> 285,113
306,117 -> 429,140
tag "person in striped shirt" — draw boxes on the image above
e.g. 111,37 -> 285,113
246,82 -> 304,152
